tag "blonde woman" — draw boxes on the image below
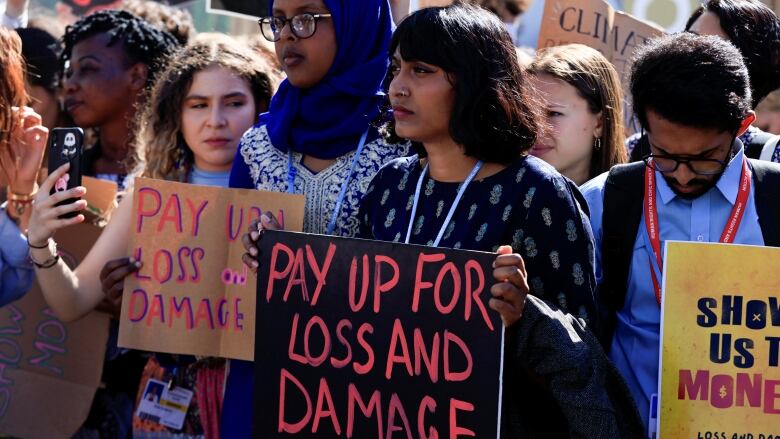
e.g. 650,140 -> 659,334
528,44 -> 627,185
26,36 -> 276,438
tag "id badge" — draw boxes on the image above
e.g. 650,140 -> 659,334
136,378 -> 194,430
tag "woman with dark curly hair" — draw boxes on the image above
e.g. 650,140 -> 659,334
60,9 -> 180,189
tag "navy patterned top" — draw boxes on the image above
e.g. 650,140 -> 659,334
230,124 -> 411,237
358,154 -> 597,324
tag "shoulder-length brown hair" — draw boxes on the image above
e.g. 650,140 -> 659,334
529,44 -> 627,179
135,35 -> 278,182
0,28 -> 26,165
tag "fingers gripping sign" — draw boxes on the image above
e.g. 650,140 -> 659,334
490,245 -> 529,327
241,211 -> 283,274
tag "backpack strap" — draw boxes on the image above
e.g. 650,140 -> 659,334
759,135 -> 780,162
599,161 -> 645,348
749,158 -> 780,247
745,130 -> 774,159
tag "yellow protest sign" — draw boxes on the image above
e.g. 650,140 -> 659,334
659,242 -> 780,437
118,178 -> 305,360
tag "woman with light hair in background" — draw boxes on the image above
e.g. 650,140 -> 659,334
528,43 -> 627,185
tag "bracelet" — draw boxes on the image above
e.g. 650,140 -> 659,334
6,185 -> 37,202
27,235 -> 50,249
31,253 -> 60,269
28,238 -> 58,269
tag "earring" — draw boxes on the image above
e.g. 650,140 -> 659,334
594,137 -> 602,150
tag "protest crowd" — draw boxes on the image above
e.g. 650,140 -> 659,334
1,0 -> 780,437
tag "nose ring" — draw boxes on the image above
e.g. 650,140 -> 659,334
398,89 -> 409,97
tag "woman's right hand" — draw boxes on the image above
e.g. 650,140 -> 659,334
27,162 -> 87,246
241,211 -> 282,273
97,257 -> 142,318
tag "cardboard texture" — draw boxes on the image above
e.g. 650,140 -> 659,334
538,0 -> 665,132
82,176 -> 117,220
0,222 -> 110,439
254,231 -> 505,438
658,242 -> 780,437
118,178 -> 305,360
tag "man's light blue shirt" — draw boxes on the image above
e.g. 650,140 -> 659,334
581,143 -> 765,428
0,208 -> 33,306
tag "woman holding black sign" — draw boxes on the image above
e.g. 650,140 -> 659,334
358,4 -> 644,437
229,0 -> 411,435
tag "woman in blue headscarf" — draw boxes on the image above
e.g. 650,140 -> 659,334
230,0 -> 409,237
225,0 -> 409,435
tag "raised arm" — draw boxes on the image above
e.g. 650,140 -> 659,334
27,166 -> 134,321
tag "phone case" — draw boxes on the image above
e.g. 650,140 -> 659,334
47,127 -> 84,219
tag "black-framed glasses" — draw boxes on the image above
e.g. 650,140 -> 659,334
642,154 -> 729,175
640,130 -> 734,176
257,13 -> 332,42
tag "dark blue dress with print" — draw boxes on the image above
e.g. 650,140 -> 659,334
358,154 -> 602,437
358,154 -> 597,324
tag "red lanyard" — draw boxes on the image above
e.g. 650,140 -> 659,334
644,159 -> 752,305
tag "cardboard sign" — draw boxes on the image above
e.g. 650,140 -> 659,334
82,176 -> 117,220
118,178 -> 305,360
538,0 -> 665,132
0,223 -> 110,439
658,242 -> 780,437
255,231 -> 504,438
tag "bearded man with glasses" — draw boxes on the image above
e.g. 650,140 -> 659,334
580,32 -> 780,433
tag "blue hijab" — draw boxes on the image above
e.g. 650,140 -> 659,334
262,0 -> 393,159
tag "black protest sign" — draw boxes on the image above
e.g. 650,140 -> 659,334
255,231 -> 504,438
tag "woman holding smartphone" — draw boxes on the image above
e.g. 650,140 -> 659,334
25,37 -> 276,438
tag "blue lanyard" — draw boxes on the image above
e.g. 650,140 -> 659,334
405,159 -> 483,246
287,129 -> 370,235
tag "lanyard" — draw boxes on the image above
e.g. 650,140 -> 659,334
644,159 -> 751,305
405,159 -> 483,246
287,129 -> 369,235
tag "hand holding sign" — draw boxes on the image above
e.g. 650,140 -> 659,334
490,245 -> 529,328
97,257 -> 142,318
242,211 -> 284,273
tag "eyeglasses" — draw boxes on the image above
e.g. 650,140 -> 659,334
257,13 -> 332,42
642,154 -> 729,175
641,131 -> 734,176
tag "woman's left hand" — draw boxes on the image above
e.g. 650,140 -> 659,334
490,245 -> 528,327
3,107 -> 48,195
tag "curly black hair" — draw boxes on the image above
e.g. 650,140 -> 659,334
60,9 -> 180,89
630,33 -> 752,133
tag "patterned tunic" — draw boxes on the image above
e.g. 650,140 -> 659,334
230,124 -> 410,237
358,154 -> 597,324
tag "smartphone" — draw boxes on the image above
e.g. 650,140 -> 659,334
47,127 -> 84,218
